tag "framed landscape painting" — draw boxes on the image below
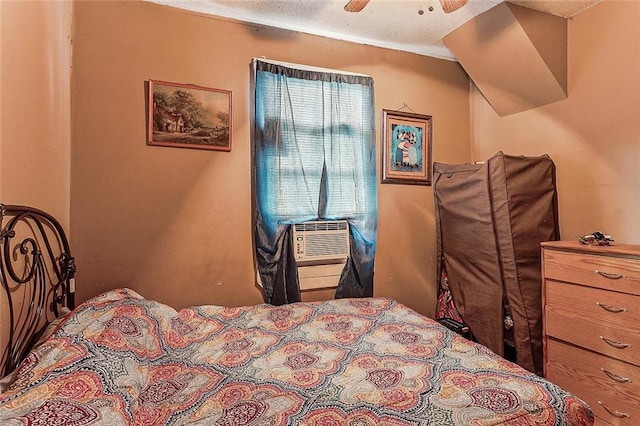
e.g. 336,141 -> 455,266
148,80 -> 232,151
381,109 -> 432,185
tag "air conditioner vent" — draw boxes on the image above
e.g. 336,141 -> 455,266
294,221 -> 348,233
292,220 -> 350,265
302,233 -> 348,258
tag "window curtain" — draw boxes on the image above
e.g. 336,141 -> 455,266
252,59 -> 377,305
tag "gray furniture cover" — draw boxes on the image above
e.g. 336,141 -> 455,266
433,151 -> 560,375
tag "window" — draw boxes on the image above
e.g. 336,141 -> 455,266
252,59 -> 377,304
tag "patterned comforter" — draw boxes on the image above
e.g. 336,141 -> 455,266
0,288 -> 593,425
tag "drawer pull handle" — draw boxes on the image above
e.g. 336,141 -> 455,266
600,336 -> 632,349
596,302 -> 628,313
595,270 -> 627,280
598,401 -> 631,418
601,368 -> 633,383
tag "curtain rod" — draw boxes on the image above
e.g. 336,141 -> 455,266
251,57 -> 371,78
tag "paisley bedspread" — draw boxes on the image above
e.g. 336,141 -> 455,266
0,288 -> 593,425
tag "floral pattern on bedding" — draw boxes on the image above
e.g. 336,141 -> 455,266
0,288 -> 593,425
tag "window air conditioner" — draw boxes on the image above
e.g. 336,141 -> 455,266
292,220 -> 350,291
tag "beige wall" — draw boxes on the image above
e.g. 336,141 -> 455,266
0,0 -> 72,225
70,1 -> 471,316
471,0 -> 639,244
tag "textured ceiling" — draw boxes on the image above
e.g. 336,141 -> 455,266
146,0 -> 602,61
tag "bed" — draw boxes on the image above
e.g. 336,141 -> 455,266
0,204 -> 594,425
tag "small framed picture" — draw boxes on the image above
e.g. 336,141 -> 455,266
147,80 -> 232,151
381,109 -> 432,185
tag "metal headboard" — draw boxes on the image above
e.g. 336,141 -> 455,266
0,204 -> 75,378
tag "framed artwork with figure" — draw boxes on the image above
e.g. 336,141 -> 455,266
381,109 -> 432,185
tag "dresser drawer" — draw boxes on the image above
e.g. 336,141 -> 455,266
546,339 -> 640,425
543,249 -> 640,295
545,280 -> 640,330
545,281 -> 640,366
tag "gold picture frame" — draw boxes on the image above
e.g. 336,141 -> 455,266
381,109 -> 432,185
148,80 -> 232,151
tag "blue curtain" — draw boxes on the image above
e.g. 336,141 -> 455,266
252,59 -> 377,304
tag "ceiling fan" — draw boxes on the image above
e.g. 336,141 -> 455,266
344,0 -> 468,14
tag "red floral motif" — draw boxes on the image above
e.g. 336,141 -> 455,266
366,368 -> 403,389
248,304 -> 315,332
105,316 -> 140,336
381,389 -> 407,404
215,400 -> 267,426
170,317 -> 195,335
93,308 -> 163,360
205,382 -> 305,426
313,416 -> 342,426
212,329 -> 279,368
391,331 -> 421,345
57,379 -> 92,399
269,308 -> 291,322
165,309 -> 226,349
356,357 -> 377,369
132,363 -> 224,425
293,370 -> 314,383
24,399 -> 98,426
303,314 -> 374,345
215,306 -> 251,320
346,298 -> 391,316
469,387 -> 519,413
325,320 -> 351,332
349,300 -> 372,308
224,353 -> 246,365
285,352 -> 319,370
219,386 -> 248,407
223,337 -> 254,352
450,374 -> 475,389
140,379 -> 186,405
136,405 -> 161,426
301,407 -> 413,426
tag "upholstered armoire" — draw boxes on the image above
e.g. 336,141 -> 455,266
433,152 -> 560,376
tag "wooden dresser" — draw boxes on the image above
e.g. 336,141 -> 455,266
541,241 -> 640,425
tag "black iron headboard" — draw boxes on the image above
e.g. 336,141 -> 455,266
0,204 -> 75,378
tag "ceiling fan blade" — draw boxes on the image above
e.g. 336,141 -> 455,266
344,0 -> 370,13
439,0 -> 468,13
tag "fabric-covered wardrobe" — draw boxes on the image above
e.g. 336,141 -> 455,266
433,152 -> 560,376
